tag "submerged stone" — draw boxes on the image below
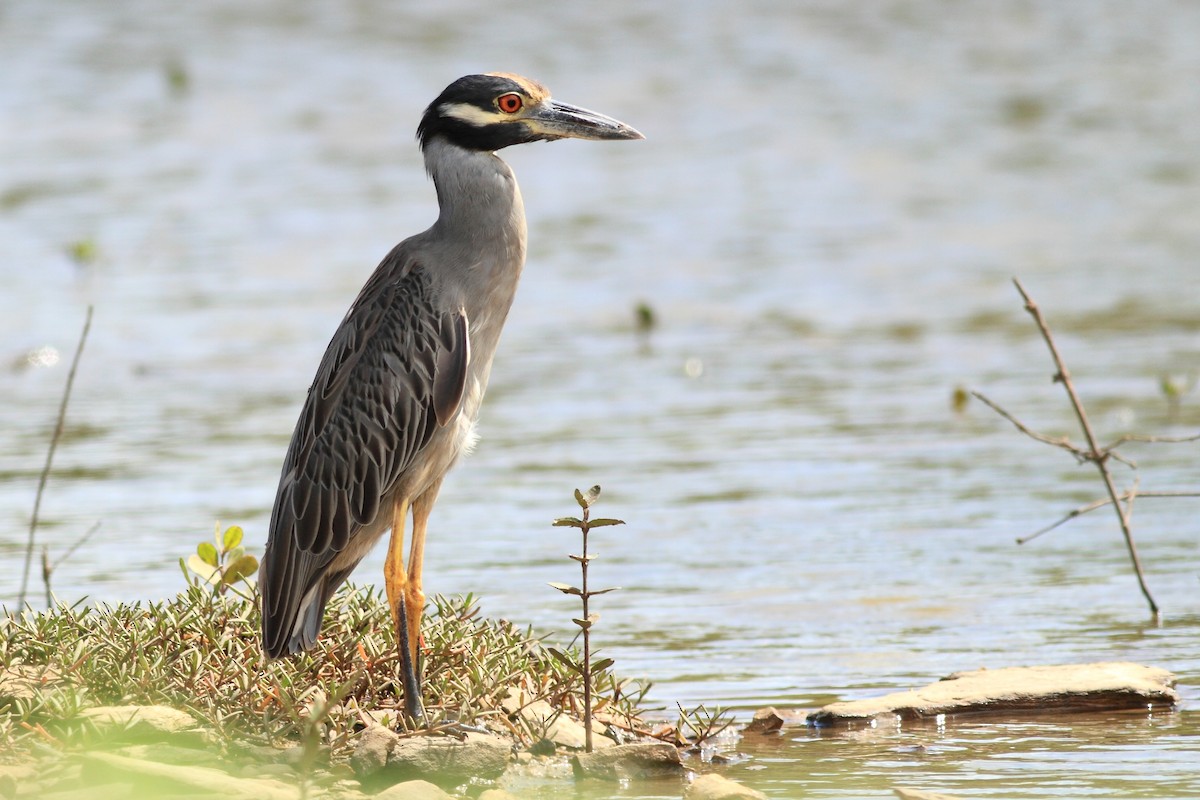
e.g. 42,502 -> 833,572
808,662 -> 1178,727
686,772 -> 768,799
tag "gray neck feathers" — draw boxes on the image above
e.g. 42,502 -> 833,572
424,138 -> 526,253
420,137 -> 527,346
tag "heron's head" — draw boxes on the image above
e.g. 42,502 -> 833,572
417,73 -> 643,152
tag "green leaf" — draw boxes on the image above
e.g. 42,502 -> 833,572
585,586 -> 621,596
196,541 -> 219,567
186,554 -> 221,584
221,554 -> 259,585
222,525 -> 244,552
226,546 -> 245,564
575,486 -> 601,509
587,518 -> 625,528
547,647 -> 582,674
553,517 -> 584,528
590,657 -> 615,673
548,582 -> 582,596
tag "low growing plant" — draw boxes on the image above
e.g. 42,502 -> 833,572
184,523 -> 259,598
0,521 -> 654,766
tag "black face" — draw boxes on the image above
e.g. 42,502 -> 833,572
417,74 -> 545,152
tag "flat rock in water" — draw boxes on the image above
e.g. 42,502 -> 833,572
808,662 -> 1178,726
571,742 -> 683,781
686,772 -> 768,800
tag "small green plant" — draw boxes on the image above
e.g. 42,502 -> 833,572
547,485 -> 624,752
674,702 -> 736,749
183,523 -> 259,598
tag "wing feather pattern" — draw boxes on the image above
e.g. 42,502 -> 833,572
260,248 -> 470,657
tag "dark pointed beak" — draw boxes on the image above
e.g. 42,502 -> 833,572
526,100 -> 644,141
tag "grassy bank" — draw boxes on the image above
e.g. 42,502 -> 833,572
0,578 -> 652,764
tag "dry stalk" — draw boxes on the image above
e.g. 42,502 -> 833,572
18,305 -> 94,609
1010,279 -> 1158,614
973,280 -> 1200,616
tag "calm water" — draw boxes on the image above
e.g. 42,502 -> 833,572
2,1 -> 1199,796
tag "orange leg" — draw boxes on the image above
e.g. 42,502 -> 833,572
405,477 -> 443,696
384,497 -> 424,721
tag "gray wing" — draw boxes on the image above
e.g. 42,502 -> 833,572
260,247 -> 469,657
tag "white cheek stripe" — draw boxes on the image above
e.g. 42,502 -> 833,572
440,102 -> 505,127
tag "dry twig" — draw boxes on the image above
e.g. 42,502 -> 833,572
18,306 -> 94,609
1010,279 -> 1158,614
1017,490 -> 1200,545
977,281 -> 1182,615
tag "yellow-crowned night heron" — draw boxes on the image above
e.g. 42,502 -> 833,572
260,73 -> 642,720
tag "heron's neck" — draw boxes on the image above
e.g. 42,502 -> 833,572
424,138 -> 527,251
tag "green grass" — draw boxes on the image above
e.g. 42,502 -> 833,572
0,579 -> 653,763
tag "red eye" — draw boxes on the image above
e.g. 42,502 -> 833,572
497,93 -> 523,114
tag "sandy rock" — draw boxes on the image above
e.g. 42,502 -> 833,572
351,725 -> 402,777
78,705 -> 206,744
809,662 -> 1178,726
743,707 -> 785,734
501,690 -> 615,750
0,764 -> 44,800
112,743 -> 219,766
79,752 -> 298,800
571,742 -> 683,781
0,763 -> 37,784
373,779 -> 455,800
378,731 -> 512,784
478,790 -> 524,800
894,788 -> 966,800
686,773 -> 768,800
0,664 -> 62,700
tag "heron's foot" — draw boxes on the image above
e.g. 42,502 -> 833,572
395,594 -> 426,726
401,693 -> 426,726
409,715 -> 491,739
